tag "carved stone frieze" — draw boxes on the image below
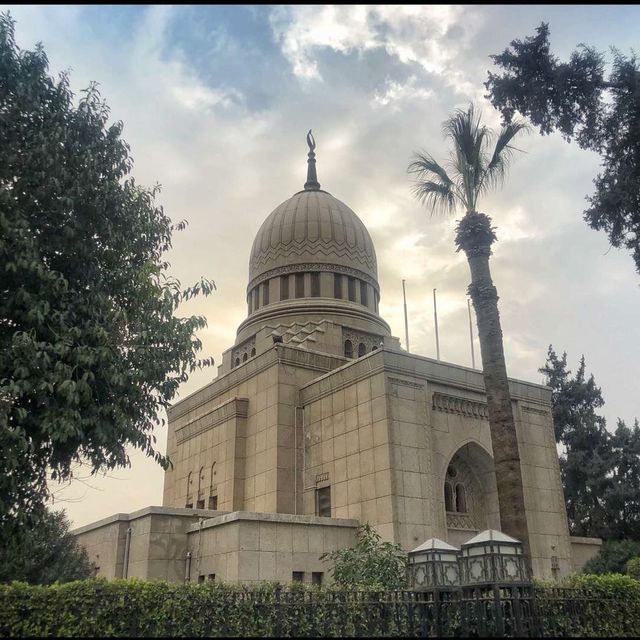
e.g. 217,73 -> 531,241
432,392 -> 488,419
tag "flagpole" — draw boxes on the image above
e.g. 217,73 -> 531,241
402,279 -> 410,352
433,288 -> 440,361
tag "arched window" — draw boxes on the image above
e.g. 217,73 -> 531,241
242,353 -> 248,362
444,482 -> 454,512
234,357 -> 240,367
357,343 -> 366,357
250,348 -> 256,357
186,471 -> 193,508
344,340 -> 353,359
334,274 -> 343,299
360,281 -> 368,306
455,483 -> 467,513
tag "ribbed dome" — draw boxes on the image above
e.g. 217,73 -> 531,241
248,189 -> 378,288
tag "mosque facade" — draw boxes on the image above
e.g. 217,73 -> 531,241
74,135 -> 601,584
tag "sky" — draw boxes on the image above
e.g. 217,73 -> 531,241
4,5 -> 639,528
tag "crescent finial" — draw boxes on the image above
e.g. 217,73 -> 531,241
307,129 -> 316,152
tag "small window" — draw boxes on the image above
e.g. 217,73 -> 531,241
334,274 -> 342,299
242,353 -> 248,362
357,343 -> 366,358
348,277 -> 356,302
234,357 -> 240,367
185,501 -> 193,509
317,486 -> 331,517
196,499 -> 205,509
251,348 -> 256,357
208,495 -> 218,510
371,345 -> 377,351
360,281 -> 368,306
198,575 -> 206,584
292,571 -> 304,583
248,293 -> 253,314
280,275 -> 289,300
444,482 -> 454,512
253,287 -> 260,310
310,272 -> 320,297
295,273 -> 305,298
344,340 -> 353,359
312,572 -> 323,586
374,290 -> 379,312
262,281 -> 270,306
207,574 -> 216,582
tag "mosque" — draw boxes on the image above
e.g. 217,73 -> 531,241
74,134 -> 601,584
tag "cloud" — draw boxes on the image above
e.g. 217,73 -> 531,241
5,5 -> 639,527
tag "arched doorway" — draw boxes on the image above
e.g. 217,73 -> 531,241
443,442 -> 500,547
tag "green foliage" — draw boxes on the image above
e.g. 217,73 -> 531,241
1,578 -> 640,637
626,557 -> 640,580
583,540 -> 640,575
0,508 -> 93,585
540,347 -> 640,540
408,103 -> 527,215
486,23 -> 640,276
320,523 -> 408,589
0,13 -> 214,535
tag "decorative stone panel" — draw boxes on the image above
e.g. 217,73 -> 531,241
232,336 -> 256,366
342,327 -> 384,356
432,392 -> 488,419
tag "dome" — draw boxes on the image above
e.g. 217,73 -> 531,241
248,189 -> 378,290
235,131 -> 390,346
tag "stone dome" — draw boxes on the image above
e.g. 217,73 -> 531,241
248,189 -> 378,290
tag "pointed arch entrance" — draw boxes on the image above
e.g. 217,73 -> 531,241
443,441 -> 500,548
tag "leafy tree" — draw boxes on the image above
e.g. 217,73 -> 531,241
539,347 -> 612,538
608,418 -> 640,540
540,347 -> 640,541
627,557 -> 640,580
583,540 -> 640,575
320,523 -> 407,589
408,104 -> 532,571
0,14 -> 214,536
486,23 -> 640,275
0,507 -> 94,584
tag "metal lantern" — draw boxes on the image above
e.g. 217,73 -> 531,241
408,538 -> 461,590
459,529 -> 529,587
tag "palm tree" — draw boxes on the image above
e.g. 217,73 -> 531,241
409,104 -> 533,573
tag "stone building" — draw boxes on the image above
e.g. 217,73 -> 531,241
74,135 -> 600,584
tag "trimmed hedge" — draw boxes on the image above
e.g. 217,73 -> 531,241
2,576 -> 640,637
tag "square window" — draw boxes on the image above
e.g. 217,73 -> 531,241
196,499 -> 205,509
198,575 -> 205,584
312,572 -> 323,586
292,571 -> 304,583
207,574 -> 216,582
208,495 -> 218,510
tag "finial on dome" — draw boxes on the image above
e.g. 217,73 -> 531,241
304,129 -> 321,191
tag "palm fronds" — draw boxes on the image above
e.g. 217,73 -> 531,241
408,153 -> 457,215
409,103 -> 527,214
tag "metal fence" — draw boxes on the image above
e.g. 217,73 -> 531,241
246,585 -> 637,637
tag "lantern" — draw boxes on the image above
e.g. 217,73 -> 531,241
408,538 -> 461,590
459,529 -> 529,587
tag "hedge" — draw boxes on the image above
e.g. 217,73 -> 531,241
1,576 -> 640,637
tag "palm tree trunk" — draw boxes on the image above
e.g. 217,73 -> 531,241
457,211 -> 533,576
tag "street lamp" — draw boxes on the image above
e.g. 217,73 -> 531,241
459,529 -> 529,587
408,538 -> 461,590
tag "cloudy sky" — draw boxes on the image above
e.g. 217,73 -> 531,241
5,5 -> 639,528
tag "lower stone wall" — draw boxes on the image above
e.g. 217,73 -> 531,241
570,536 -> 602,573
186,511 -> 359,585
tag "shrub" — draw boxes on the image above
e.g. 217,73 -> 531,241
320,523 -> 407,589
583,540 -> 640,574
626,557 -> 640,580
